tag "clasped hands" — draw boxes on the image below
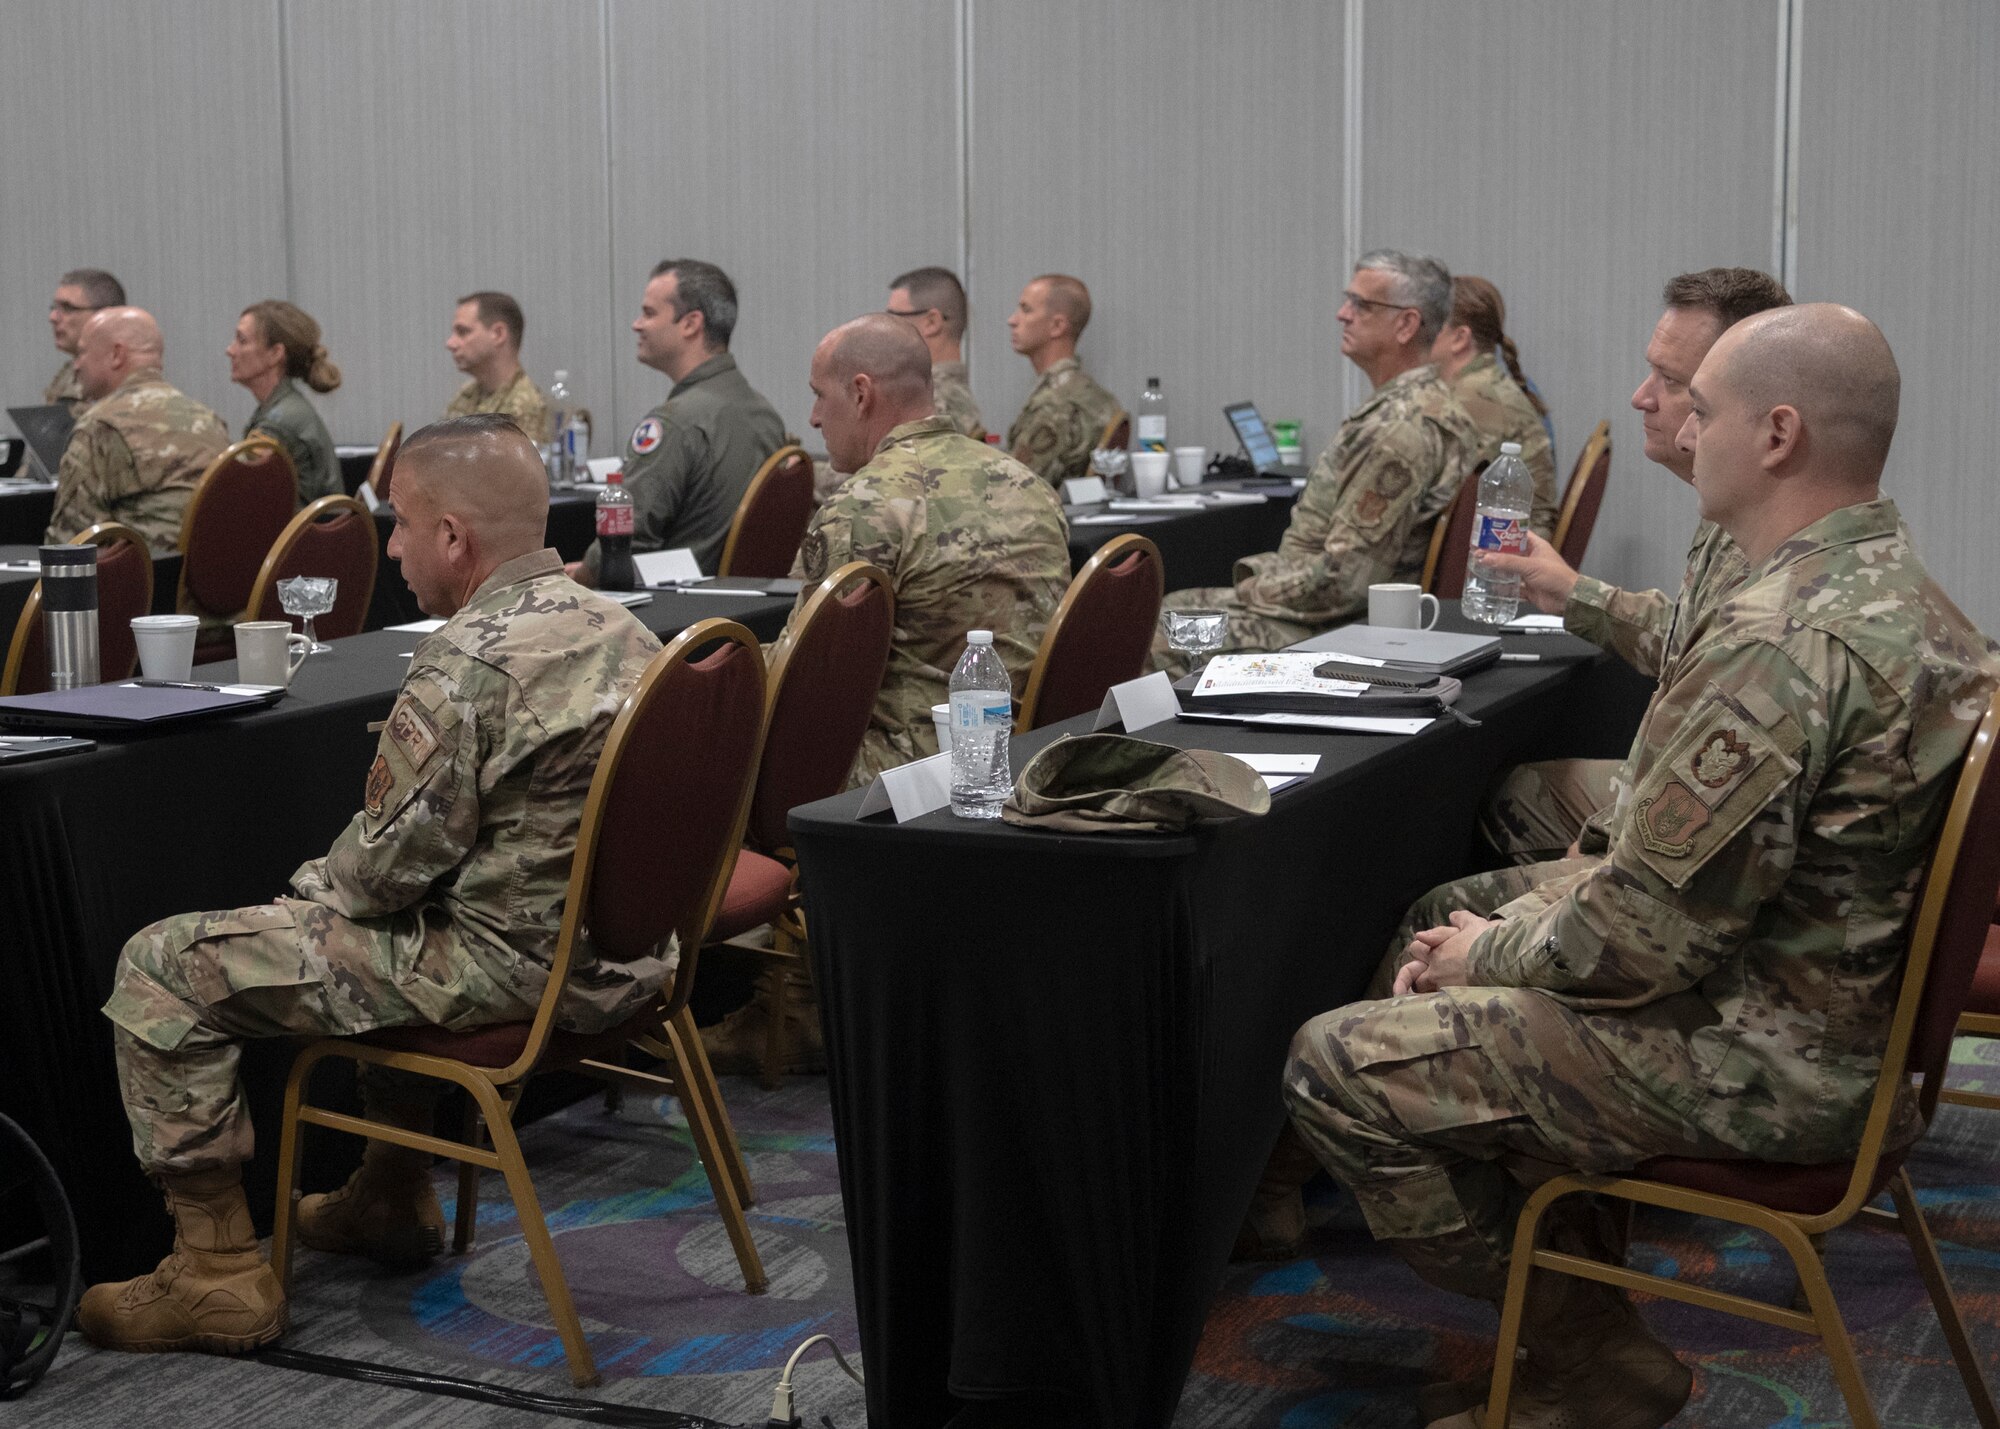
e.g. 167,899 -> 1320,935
1391,910 -> 1496,996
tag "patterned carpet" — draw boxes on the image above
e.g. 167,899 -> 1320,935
16,1046 -> 2000,1427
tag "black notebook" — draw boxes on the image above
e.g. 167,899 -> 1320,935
0,682 -> 282,732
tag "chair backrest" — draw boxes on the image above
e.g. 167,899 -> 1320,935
1017,534 -> 1164,732
1421,463 -> 1485,598
176,436 -> 298,621
1096,412 -> 1131,454
243,495 -> 379,641
367,421 -> 403,503
0,523 -> 154,695
717,443 -> 814,578
746,562 -> 896,852
1553,420 -> 1613,567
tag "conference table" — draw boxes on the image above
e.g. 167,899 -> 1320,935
0,580 -> 797,1281
790,609 -> 1653,1428
1065,482 -> 1300,592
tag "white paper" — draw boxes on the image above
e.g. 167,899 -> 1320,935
1261,775 -> 1303,793
1108,496 -> 1204,512
1198,490 -> 1267,505
636,548 -> 703,585
386,618 -> 446,633
584,457 -> 623,484
1092,671 -> 1181,733
356,481 -> 381,512
1062,476 -> 1108,505
0,560 -> 42,571
1502,614 -> 1566,630
604,590 -> 653,608
1071,513 -> 1170,526
1233,753 -> 1321,775
1193,652 -> 1367,699
855,752 -> 954,821
1179,710 -> 1432,736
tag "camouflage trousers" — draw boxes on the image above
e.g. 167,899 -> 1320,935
847,710 -> 939,790
1477,757 -> 1621,865
103,897 -> 540,1174
1151,586 -> 1327,679
1284,859 -> 1728,1300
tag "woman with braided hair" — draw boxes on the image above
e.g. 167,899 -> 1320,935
227,299 -> 344,505
1431,275 -> 1560,538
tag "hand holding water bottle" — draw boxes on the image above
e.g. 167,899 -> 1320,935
1462,442 -> 1534,623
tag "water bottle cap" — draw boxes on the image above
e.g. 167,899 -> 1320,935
605,468 -> 623,484
967,630 -> 993,646
1500,442 -> 1522,455
553,369 -> 569,381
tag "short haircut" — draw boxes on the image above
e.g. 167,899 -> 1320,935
1032,274 -> 1092,337
457,290 -> 526,349
650,258 -> 739,349
399,412 -> 529,463
1355,249 -> 1453,345
1662,267 -> 1792,330
60,268 -> 125,309
891,265 -> 969,340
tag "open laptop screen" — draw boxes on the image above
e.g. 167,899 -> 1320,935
6,405 -> 75,479
1223,402 -> 1282,469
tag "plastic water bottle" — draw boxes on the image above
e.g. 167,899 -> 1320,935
547,370 -> 575,483
559,405 -> 590,483
1462,441 -> 1533,623
1136,377 -> 1168,452
595,470 -> 636,591
948,630 -> 1013,818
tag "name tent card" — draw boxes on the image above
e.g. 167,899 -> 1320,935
856,751 -> 955,822
1062,475 -> 1108,505
1092,671 -> 1181,733
635,548 -> 703,585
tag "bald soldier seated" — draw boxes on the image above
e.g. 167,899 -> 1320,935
47,306 -> 230,554
1280,306 -> 2000,1429
78,417 -> 666,1356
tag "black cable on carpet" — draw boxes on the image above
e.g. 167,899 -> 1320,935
253,1345 -> 740,1427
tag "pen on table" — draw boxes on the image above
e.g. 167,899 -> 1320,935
660,586 -> 768,597
132,678 -> 224,691
1499,653 -> 1542,664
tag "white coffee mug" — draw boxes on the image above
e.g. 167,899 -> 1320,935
931,702 -> 954,753
130,614 -> 200,683
1130,450 -> 1170,498
234,620 -> 311,687
1369,582 -> 1440,630
1171,446 -> 1207,487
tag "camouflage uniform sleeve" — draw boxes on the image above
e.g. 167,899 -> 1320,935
510,384 -> 553,445
1466,638 -> 1818,1005
1565,575 -> 1673,677
1008,398 -> 1077,486
45,420 -> 133,543
290,666 -> 483,918
772,482 -> 912,653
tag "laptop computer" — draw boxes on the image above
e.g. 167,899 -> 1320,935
1290,623 -> 1503,677
1223,401 -> 1309,480
7,404 -> 76,481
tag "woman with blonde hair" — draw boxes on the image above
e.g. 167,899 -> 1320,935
1431,276 -> 1559,539
227,300 -> 343,505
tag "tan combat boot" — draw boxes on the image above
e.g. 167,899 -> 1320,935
701,967 -> 825,1078
77,1165 -> 287,1354
296,1102 -> 446,1268
1231,1125 -> 1323,1261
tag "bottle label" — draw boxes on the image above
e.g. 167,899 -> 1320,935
950,690 -> 1011,731
1136,415 -> 1167,451
596,502 -> 633,537
1473,514 -> 1526,554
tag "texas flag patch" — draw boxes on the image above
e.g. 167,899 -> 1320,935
629,416 -> 664,455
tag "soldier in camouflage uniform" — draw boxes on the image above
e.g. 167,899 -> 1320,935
78,417 -> 664,1356
1429,276 -> 1558,538
887,266 -> 987,441
1155,252 -> 1481,675
1004,274 -> 1123,485
1285,306 -> 2000,1429
1477,269 -> 1792,863
231,300 -> 345,506
43,267 -> 125,416
443,291 -> 552,443
47,308 -> 229,553
43,356 -> 84,412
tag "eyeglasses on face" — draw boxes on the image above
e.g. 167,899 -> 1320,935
883,307 -> 931,319
50,300 -> 101,316
1340,290 -> 1416,316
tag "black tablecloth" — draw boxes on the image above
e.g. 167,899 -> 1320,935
0,584 -> 794,1281
790,609 -> 1651,1427
0,544 -> 183,656
0,484 -> 55,545
1066,489 -> 1298,592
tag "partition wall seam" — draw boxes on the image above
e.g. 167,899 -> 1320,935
599,0 -> 619,411
276,0 -> 298,298
1342,0 -> 1365,417
958,0 -> 974,378
1772,0 -> 1803,292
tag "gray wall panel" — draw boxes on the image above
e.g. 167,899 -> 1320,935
1361,0 -> 1779,603
0,0 -> 288,439
284,0 -> 615,447
967,0 -> 1346,474
1795,2 -> 2000,630
605,0 -> 961,452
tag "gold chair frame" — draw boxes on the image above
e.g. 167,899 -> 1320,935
175,434 -> 297,621
1484,693 -> 2000,1429
0,521 -> 154,694
242,494 -> 379,632
717,442 -> 809,578
1550,419 -> 1612,557
1095,411 -> 1131,454
1420,472 -> 1480,594
270,618 -> 772,1388
365,421 -> 403,501
1016,532 -> 1163,733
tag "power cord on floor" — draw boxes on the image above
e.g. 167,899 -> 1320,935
764,1332 -> 864,1429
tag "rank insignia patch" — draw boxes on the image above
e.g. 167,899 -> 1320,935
386,697 -> 440,771
363,754 -> 395,819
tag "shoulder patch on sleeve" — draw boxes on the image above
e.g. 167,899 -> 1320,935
629,416 -> 664,455
363,754 -> 395,818
385,695 -> 441,772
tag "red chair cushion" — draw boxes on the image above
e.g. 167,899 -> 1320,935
251,506 -> 377,641
706,849 -> 793,942
363,1020 -> 532,1068
192,633 -> 235,668
1635,1144 -> 1904,1217
185,447 -> 295,618
724,452 -> 814,578
1964,924 -> 2000,1017
1429,471 -> 1482,600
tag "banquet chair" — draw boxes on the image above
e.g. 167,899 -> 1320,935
1096,412 -> 1131,454
1483,690 -> 2000,1429
1937,890 -> 2000,1113
703,562 -> 895,1086
0,522 -> 153,695
365,421 -> 403,504
1420,462 -> 1486,599
1552,420 -> 1613,567
270,619 -> 771,1388
1017,533 -> 1163,732
241,494 -> 379,641
177,436 -> 297,664
717,443 -> 813,578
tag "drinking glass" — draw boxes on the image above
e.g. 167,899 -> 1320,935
1163,608 -> 1227,676
278,575 -> 338,653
